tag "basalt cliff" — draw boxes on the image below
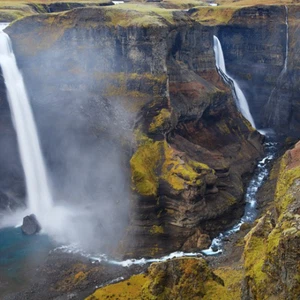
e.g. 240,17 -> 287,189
0,2 -> 300,299
3,5 -> 266,257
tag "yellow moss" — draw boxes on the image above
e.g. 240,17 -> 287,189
130,139 -> 162,196
213,266 -> 243,299
274,153 -> 300,217
55,264 -> 89,292
161,141 -> 211,191
242,144 -> 300,299
150,244 -> 161,256
85,274 -> 147,300
191,6 -> 239,25
100,72 -> 166,113
74,271 -> 86,282
150,225 -> 164,234
104,4 -> 176,26
244,235 -> 268,290
266,228 -> 281,254
149,108 -> 171,133
216,119 -> 231,134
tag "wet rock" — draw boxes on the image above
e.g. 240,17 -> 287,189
21,214 -> 41,235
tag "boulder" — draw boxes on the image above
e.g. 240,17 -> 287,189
21,214 -> 41,235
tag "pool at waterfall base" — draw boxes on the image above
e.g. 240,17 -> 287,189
0,227 -> 53,296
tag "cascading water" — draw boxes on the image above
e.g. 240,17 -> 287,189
0,26 -> 53,218
282,5 -> 289,74
266,5 -> 289,116
202,140 -> 278,255
213,35 -> 256,129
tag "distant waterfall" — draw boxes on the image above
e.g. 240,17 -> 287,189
282,5 -> 289,74
213,36 -> 256,129
0,26 -> 53,216
266,6 -> 289,124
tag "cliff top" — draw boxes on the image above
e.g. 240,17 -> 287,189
1,0 -> 298,23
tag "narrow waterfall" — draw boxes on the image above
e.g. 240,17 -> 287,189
282,5 -> 289,74
213,35 -> 256,129
266,6 -> 289,123
0,27 -> 53,217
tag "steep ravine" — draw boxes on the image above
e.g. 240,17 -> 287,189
5,6 -> 264,259
0,3 -> 300,300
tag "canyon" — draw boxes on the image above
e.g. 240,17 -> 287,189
0,1 -> 299,299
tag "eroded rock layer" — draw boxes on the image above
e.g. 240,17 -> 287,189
242,141 -> 300,299
3,6 -> 265,257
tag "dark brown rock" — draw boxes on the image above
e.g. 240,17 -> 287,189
21,214 -> 41,235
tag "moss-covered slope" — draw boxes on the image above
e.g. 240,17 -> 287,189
243,141 -> 300,299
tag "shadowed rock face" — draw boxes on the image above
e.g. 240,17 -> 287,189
3,7 -> 264,257
242,141 -> 300,299
216,5 -> 300,137
21,214 -> 41,235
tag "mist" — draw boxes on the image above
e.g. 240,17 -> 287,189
0,26 -> 135,255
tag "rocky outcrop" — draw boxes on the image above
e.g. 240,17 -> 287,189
3,6 -> 264,257
21,214 -> 41,235
86,257 -> 235,299
242,141 -> 300,299
197,5 -> 300,137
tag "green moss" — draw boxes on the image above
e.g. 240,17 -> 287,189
150,225 -> 164,234
0,9 -> 31,21
86,274 -> 147,300
274,152 -> 300,218
130,138 -> 162,196
242,144 -> 300,299
190,6 -> 239,26
244,234 -> 268,293
161,141 -> 211,191
104,4 -> 176,26
149,108 -> 171,133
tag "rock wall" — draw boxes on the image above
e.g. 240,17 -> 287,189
4,6 -> 264,257
242,141 -> 300,299
210,5 -> 300,137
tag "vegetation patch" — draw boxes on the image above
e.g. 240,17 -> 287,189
86,274 -> 147,300
130,138 -> 162,197
190,6 -> 239,25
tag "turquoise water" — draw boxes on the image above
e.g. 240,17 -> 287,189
0,227 -> 53,295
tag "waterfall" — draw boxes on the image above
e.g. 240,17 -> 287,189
283,5 -> 289,74
265,6 -> 289,124
0,26 -> 53,217
213,35 -> 256,129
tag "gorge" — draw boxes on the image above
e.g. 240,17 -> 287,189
0,1 -> 299,299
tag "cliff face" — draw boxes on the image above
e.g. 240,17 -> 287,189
0,6 -> 274,262
242,141 -> 300,299
3,6 -> 264,257
212,5 -> 300,137
87,257 -> 236,300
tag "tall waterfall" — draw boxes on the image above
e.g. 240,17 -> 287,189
213,36 -> 256,129
0,26 -> 53,216
265,6 -> 289,123
282,5 -> 289,74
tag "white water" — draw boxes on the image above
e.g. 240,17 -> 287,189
213,35 -> 256,129
54,137 -> 278,262
202,140 -> 277,255
0,27 -> 53,218
266,6 -> 289,121
283,5 -> 289,74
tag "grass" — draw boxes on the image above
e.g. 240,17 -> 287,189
216,0 -> 296,6
190,5 -> 240,25
103,3 -> 177,26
